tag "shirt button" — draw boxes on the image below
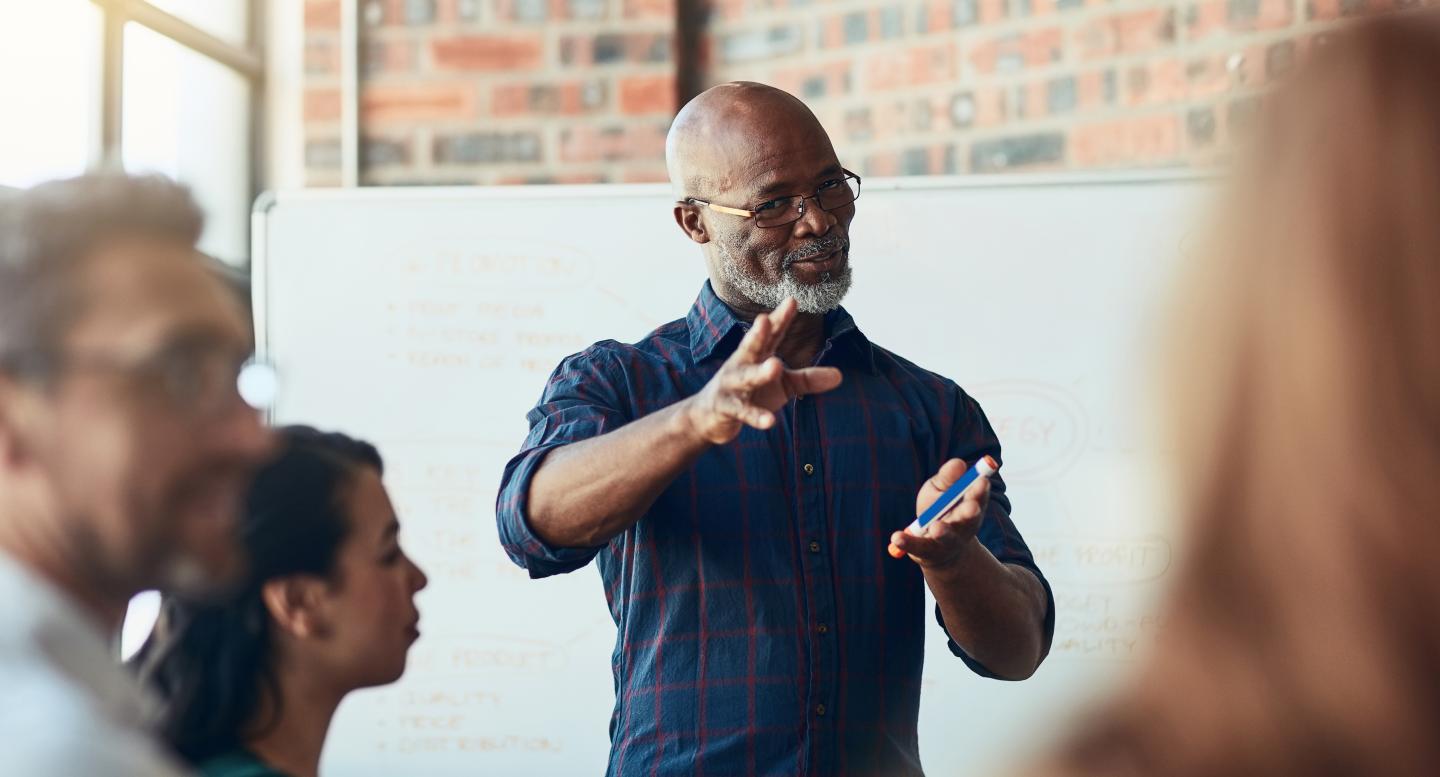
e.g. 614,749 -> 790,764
815,704 -> 827,716
803,463 -> 815,476
817,623 -> 829,634
808,541 -> 821,553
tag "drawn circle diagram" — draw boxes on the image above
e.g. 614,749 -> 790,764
970,380 -> 1090,485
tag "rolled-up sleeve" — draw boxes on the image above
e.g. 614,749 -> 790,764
935,387 -> 1057,679
496,346 -> 632,579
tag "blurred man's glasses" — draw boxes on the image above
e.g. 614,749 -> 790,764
3,342 -> 279,416
682,170 -> 862,229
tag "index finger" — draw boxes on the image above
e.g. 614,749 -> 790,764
731,308 -> 775,365
761,298 -> 798,355
732,298 -> 797,366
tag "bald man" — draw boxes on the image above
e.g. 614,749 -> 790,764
497,82 -> 1053,776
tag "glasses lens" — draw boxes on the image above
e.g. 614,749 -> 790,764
817,177 -> 860,210
237,359 -> 279,411
755,198 -> 804,229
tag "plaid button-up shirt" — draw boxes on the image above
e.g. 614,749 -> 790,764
497,281 -> 1054,777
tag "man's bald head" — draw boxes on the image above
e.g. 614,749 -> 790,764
666,82 -> 833,201
667,82 -> 855,317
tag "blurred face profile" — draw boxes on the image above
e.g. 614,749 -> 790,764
314,467 -> 428,689
20,237 -> 275,597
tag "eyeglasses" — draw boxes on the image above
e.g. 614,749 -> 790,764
681,170 -> 862,229
3,341 -> 279,418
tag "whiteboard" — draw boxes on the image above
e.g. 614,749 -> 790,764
253,173 -> 1209,776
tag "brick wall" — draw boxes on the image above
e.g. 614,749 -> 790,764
303,1 -> 345,186
300,0 -> 1433,186
303,0 -> 676,186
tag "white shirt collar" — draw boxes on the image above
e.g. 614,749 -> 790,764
0,550 -> 162,727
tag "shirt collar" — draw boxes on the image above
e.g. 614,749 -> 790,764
686,281 -> 878,373
0,551 -> 164,728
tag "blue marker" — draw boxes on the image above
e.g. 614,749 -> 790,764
889,455 -> 999,558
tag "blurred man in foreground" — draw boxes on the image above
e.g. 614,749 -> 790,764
0,175 -> 274,775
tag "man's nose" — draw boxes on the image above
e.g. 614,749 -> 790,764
792,195 -> 835,239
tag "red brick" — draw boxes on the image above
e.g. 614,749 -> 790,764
619,74 -> 675,115
927,145 -> 949,173
974,87 -> 1008,127
866,151 -> 900,177
712,0 -> 745,21
873,102 -> 905,140
1071,114 -> 1182,167
559,125 -> 667,164
361,83 -> 476,123
820,16 -> 844,48
432,36 -> 543,71
365,39 -> 418,76
625,0 -> 675,18
491,84 -> 530,118
1185,0 -> 1227,39
304,88 -> 341,122
1076,9 -> 1175,60
864,42 -> 956,91
969,28 -> 1064,74
925,1 -> 952,30
380,0 -> 404,24
1117,8 -> 1176,52
1076,70 -> 1110,110
495,80 -> 602,119
979,0 -> 1008,23
305,0 -> 340,30
1021,81 -> 1047,119
1189,0 -> 1292,36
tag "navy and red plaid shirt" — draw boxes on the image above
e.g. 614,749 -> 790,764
497,281 -> 1054,777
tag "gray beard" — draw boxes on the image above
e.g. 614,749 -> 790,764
716,241 -> 854,315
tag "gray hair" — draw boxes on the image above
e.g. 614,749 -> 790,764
0,174 -> 205,378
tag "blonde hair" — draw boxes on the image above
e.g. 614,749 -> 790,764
1049,13 -> 1440,777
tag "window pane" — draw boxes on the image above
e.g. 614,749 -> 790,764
0,0 -> 100,187
123,22 -> 252,264
144,0 -> 248,47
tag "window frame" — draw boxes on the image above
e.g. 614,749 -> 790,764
90,0 -> 265,263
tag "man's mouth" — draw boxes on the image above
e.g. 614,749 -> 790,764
784,236 -> 850,271
788,248 -> 845,273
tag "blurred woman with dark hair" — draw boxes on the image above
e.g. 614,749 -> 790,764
1038,12 -> 1440,777
132,426 -> 428,777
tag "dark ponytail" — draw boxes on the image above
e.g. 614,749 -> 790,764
130,425 -> 384,764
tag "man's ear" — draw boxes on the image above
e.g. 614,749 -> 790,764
261,576 -> 332,640
673,203 -> 710,245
